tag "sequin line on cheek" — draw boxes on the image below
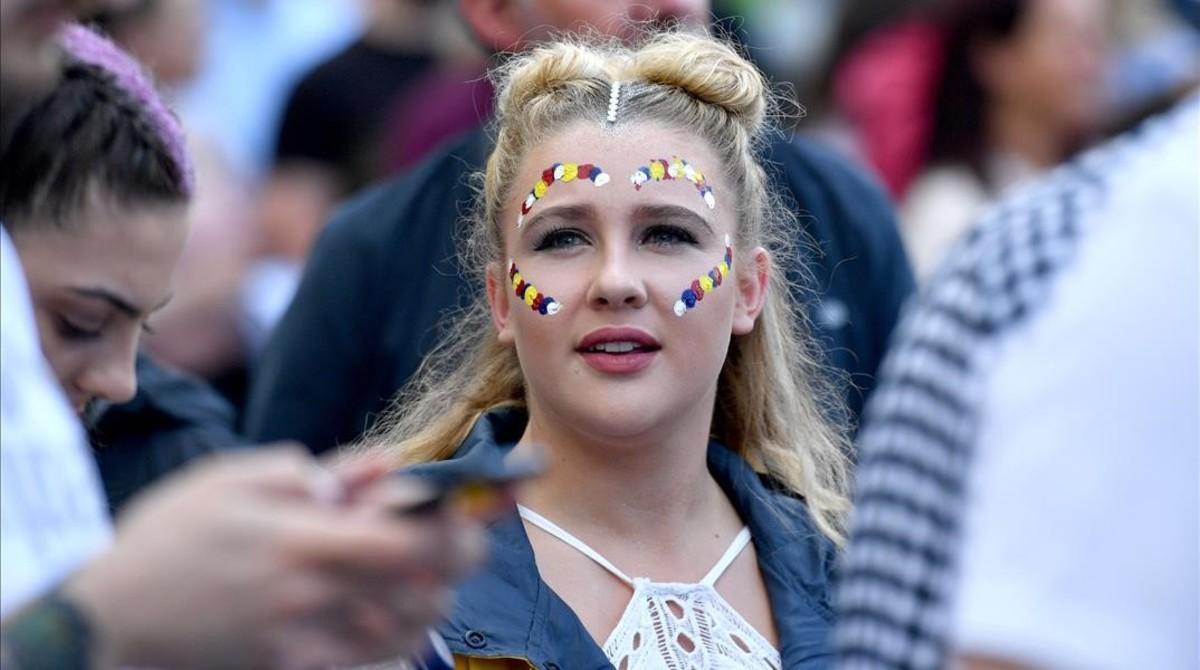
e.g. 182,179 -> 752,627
508,260 -> 562,316
517,162 -> 611,229
630,156 -> 715,209
673,235 -> 733,317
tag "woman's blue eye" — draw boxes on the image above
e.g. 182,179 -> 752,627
642,225 -> 699,248
534,227 -> 589,251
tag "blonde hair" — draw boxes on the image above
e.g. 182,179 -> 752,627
367,31 -> 852,544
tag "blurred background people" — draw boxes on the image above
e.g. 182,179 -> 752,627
247,0 -> 475,362
173,0 -> 364,179
831,0 -> 1109,281
901,0 -> 1108,281
824,0 -> 1198,282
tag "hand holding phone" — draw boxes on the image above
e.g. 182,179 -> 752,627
388,451 -> 545,521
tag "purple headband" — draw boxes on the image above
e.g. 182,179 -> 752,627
57,23 -> 195,197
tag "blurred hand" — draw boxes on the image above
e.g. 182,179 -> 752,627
63,446 -> 485,669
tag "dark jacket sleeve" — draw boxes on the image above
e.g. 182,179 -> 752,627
769,136 -> 915,423
91,353 -> 249,516
242,179 -> 399,452
243,131 -> 487,453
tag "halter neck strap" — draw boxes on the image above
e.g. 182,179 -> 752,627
518,504 -> 633,585
517,505 -> 753,588
700,526 -> 752,586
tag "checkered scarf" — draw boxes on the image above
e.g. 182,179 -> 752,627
832,98 -> 1196,669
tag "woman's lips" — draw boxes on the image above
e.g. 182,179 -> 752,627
576,326 -> 661,375
578,348 -> 658,374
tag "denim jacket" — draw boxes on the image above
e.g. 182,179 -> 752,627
404,409 -> 838,670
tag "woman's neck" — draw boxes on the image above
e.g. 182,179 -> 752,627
512,400 -> 727,546
987,102 -> 1068,172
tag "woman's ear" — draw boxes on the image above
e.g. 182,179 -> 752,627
486,262 -> 516,344
732,247 -> 769,336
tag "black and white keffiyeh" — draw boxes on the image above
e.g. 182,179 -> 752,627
833,96 -> 1198,669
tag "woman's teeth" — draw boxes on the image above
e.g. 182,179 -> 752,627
588,341 -> 642,353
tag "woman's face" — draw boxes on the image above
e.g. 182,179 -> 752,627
981,0 -> 1107,133
488,121 -> 768,444
10,191 -> 188,414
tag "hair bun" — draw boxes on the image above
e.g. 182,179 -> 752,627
627,32 -> 768,133
495,41 -> 614,121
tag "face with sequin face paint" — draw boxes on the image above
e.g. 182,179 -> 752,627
487,121 -> 769,444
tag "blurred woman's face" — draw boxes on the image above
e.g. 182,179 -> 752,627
115,0 -> 206,85
982,0 -> 1108,132
10,189 -> 188,414
520,0 -> 708,42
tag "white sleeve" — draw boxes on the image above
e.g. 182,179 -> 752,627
0,228 -> 112,618
950,122 -> 1199,670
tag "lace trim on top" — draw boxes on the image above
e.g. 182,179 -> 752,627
518,505 -> 781,670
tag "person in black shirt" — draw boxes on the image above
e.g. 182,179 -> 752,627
260,0 -> 444,267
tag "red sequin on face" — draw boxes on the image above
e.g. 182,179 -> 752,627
532,294 -> 543,310
541,168 -> 555,184
578,163 -> 593,176
515,280 -> 526,297
691,279 -> 704,300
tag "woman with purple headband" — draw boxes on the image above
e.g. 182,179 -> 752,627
0,24 -> 484,668
0,23 -> 194,417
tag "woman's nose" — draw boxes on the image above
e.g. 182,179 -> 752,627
76,349 -> 138,406
586,250 -> 648,309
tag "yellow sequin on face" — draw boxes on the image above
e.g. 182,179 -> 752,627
511,272 -> 523,288
717,261 -> 729,279
533,180 -> 548,198
561,163 -> 578,182
649,161 -> 666,180
699,275 -> 714,293
524,285 -> 537,305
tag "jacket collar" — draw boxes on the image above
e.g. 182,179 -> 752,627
402,409 -> 836,669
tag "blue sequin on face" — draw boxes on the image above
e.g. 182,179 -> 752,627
682,289 -> 697,309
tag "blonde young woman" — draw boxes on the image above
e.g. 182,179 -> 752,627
371,31 -> 851,670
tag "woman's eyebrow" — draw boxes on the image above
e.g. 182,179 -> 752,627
520,203 -> 596,236
68,286 -> 172,318
633,204 -> 714,236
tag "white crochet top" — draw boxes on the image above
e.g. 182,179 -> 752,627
518,505 -> 781,670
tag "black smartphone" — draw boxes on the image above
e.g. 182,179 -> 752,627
388,452 -> 545,520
